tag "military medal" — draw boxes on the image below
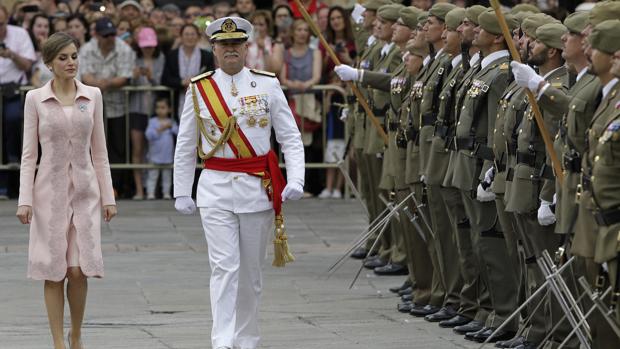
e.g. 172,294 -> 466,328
258,117 -> 269,128
247,115 -> 257,127
251,81 -> 256,88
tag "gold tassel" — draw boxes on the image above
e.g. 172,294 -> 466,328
272,214 -> 295,267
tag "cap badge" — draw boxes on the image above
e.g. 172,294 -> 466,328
222,18 -> 237,33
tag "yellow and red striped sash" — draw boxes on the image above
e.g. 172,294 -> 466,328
194,77 -> 256,159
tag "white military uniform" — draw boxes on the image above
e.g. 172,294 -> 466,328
174,67 -> 304,348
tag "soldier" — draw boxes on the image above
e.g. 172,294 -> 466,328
348,0 -> 392,261
173,17 -> 305,349
336,5 -> 433,309
435,4 -> 487,331
590,19 -> 620,349
580,15 -> 620,349
448,9 -> 519,342
509,11 -> 602,349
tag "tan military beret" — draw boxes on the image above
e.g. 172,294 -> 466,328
589,19 -> 620,54
564,11 -> 589,34
400,7 -> 423,30
377,3 -> 404,22
445,7 -> 466,31
536,23 -> 568,49
417,11 -> 429,26
465,5 -> 487,26
478,9 -> 518,35
362,0 -> 393,11
429,3 -> 457,22
522,13 -> 559,39
512,11 -> 533,26
510,3 -> 541,14
589,1 -> 620,26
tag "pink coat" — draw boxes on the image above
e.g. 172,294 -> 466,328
18,80 -> 115,281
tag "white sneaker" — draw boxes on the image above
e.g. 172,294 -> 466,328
318,189 -> 332,199
331,189 -> 342,199
163,194 -> 172,200
146,194 -> 156,200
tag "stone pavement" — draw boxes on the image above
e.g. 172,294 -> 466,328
0,199 -> 481,349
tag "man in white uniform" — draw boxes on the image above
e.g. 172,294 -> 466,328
173,17 -> 305,349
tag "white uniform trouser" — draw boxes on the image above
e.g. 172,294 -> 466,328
200,207 -> 273,349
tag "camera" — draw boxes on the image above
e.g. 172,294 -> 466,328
89,2 -> 106,12
21,5 -> 40,13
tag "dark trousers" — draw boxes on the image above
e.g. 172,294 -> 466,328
0,96 -> 23,196
106,116 -> 127,193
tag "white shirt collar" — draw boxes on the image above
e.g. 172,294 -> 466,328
542,66 -> 564,80
480,50 -> 509,70
451,54 -> 462,68
576,67 -> 588,82
423,55 -> 431,67
367,35 -> 376,47
217,67 -> 248,80
435,48 -> 444,58
381,42 -> 395,57
602,78 -> 619,99
470,52 -> 480,66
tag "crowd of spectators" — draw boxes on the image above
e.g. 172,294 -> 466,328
0,0 -> 596,199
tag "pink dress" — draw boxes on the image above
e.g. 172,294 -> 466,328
18,80 -> 115,281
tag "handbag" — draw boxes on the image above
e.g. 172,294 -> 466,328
288,93 -> 322,132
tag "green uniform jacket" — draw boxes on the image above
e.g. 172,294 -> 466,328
352,39 -> 382,150
415,50 -> 453,178
362,61 -> 412,189
504,67 -> 568,214
574,81 -> 620,258
539,72 -> 601,234
592,109 -> 620,263
353,21 -> 370,55
405,57 -> 433,184
442,55 -> 481,188
491,82 -> 527,195
363,43 -> 402,155
451,54 -> 510,192
425,56 -> 465,185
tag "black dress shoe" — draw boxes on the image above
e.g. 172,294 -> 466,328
495,335 -> 526,348
465,326 -> 489,341
389,279 -> 411,293
439,315 -> 471,328
453,320 -> 483,334
424,306 -> 456,322
350,247 -> 368,259
401,293 -> 413,302
374,263 -> 408,275
397,301 -> 413,313
473,328 -> 516,343
363,257 -> 387,269
410,304 -> 440,317
398,286 -> 413,296
513,342 -> 537,349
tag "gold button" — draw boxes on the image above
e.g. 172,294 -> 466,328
494,128 -> 497,133
457,121 -> 461,125
591,176 -> 595,181
462,106 -> 466,110
550,96 -> 555,101
572,105 -> 576,110
519,129 -> 523,133
595,155 -> 600,162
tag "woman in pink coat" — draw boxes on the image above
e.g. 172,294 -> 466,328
16,32 -> 117,349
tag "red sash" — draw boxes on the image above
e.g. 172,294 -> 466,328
204,150 -> 285,216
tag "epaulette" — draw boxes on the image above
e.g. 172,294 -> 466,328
190,71 -> 214,83
499,62 -> 509,70
250,69 -> 276,78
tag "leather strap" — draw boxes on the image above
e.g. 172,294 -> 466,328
592,207 -> 620,227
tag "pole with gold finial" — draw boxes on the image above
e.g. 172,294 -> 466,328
488,0 -> 564,184
292,0 -> 389,145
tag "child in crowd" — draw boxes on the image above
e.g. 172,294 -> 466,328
145,97 -> 178,199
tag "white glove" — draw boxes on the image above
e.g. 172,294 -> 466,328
334,64 -> 360,82
340,107 -> 349,122
537,200 -> 556,226
476,183 -> 496,202
510,61 -> 544,92
484,167 -> 495,184
174,196 -> 196,215
282,182 -> 304,201
352,3 -> 365,24
553,193 -> 557,204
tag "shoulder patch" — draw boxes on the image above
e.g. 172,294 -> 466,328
499,62 -> 509,70
551,82 -> 563,88
190,71 -> 214,83
600,119 -> 620,143
250,69 -> 276,78
607,120 -> 620,133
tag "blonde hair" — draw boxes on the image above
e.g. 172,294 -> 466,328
291,19 -> 311,45
42,32 -> 79,65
